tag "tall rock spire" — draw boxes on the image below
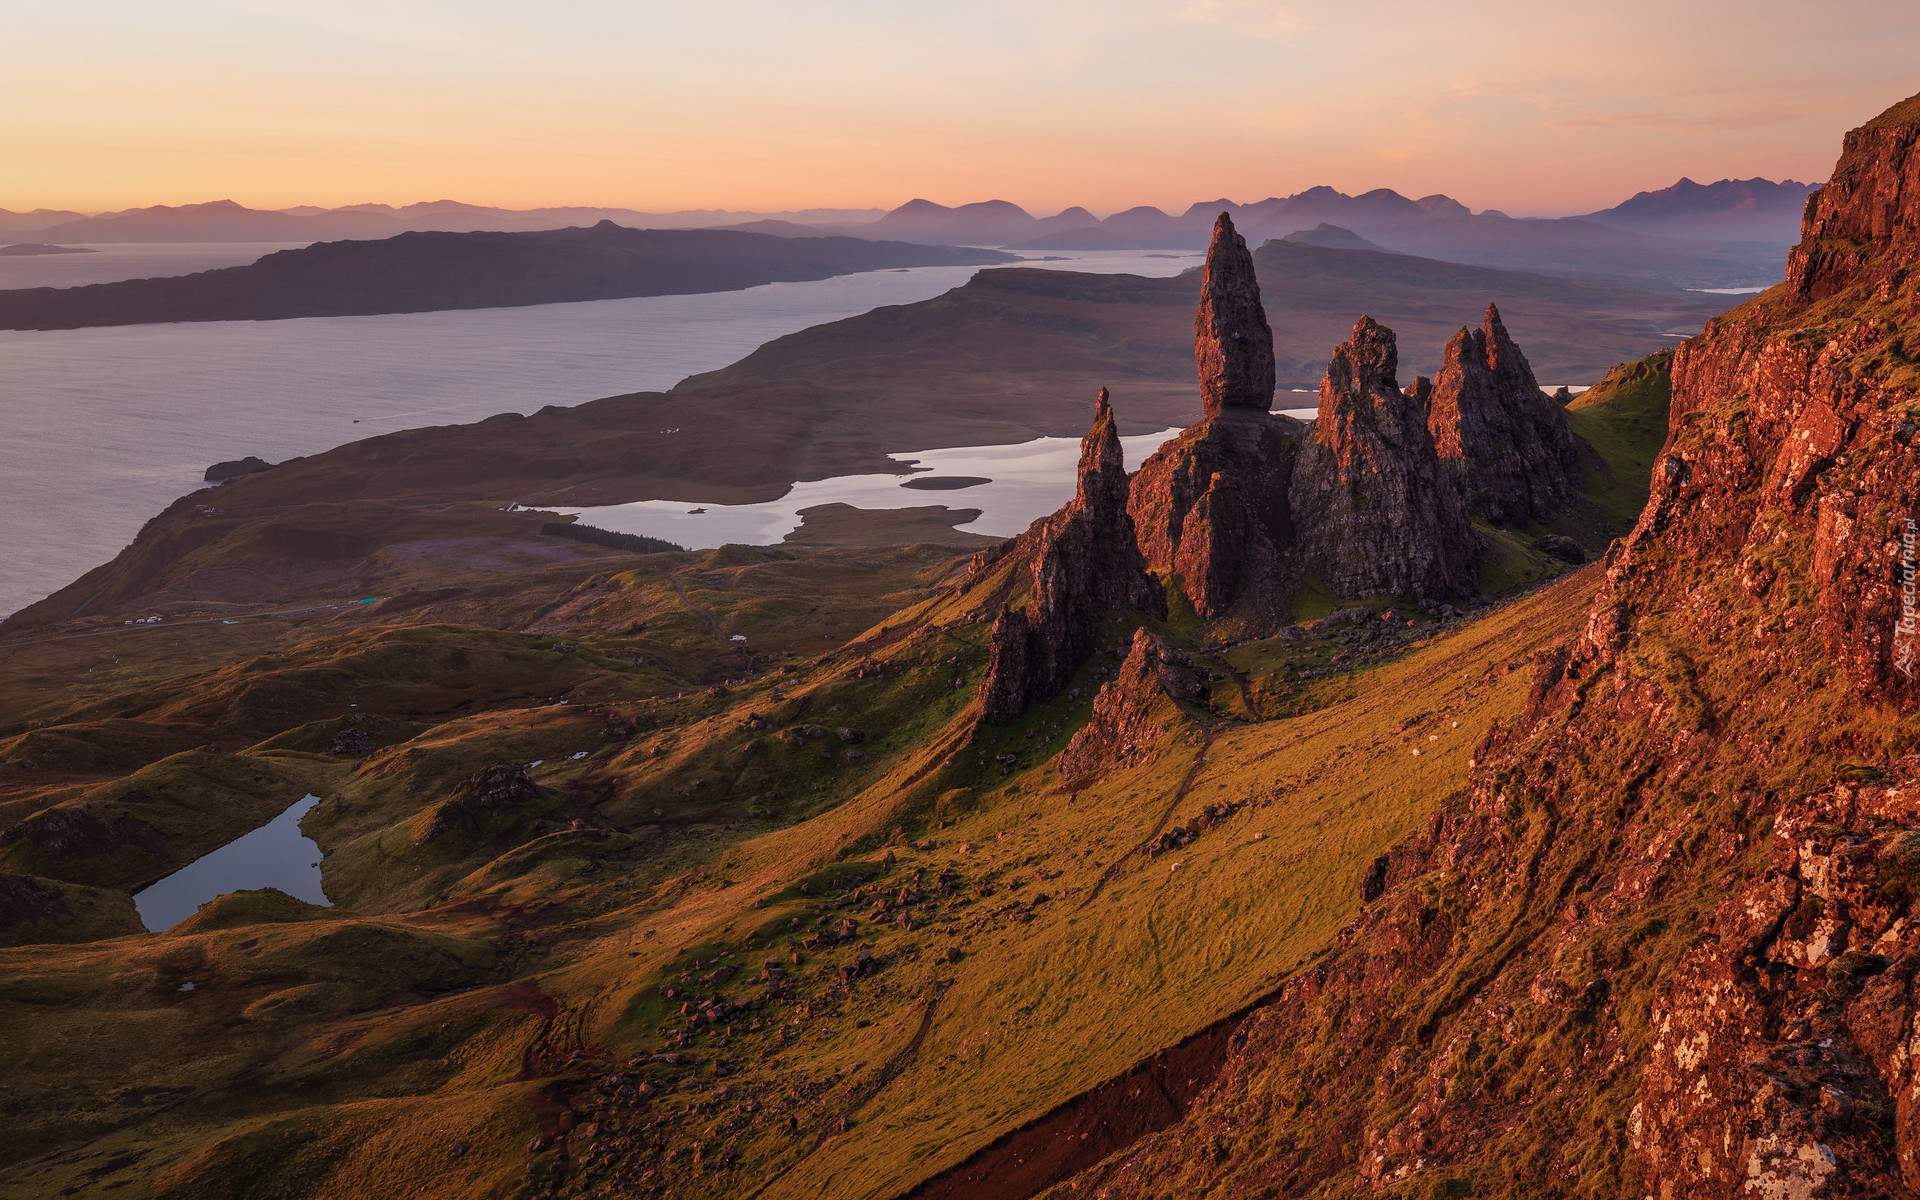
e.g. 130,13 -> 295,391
1195,212 -> 1275,415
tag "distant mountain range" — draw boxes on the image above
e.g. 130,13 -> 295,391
0,176 -> 1814,291
833,185 -> 1800,289
1577,177 -> 1816,242
0,223 -> 1015,330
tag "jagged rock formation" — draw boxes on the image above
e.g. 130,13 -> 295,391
978,389 -> 1164,723
1056,629 -> 1209,787
1290,316 -> 1479,602
1047,90 -> 1920,1200
1787,94 -> 1920,301
1427,303 -> 1582,524
1194,212 -> 1275,415
1129,214 -> 1302,626
1128,413 -> 1301,625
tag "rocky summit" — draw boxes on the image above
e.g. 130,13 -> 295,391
1427,302 -> 1583,524
1291,315 -> 1479,603
1194,211 -> 1276,415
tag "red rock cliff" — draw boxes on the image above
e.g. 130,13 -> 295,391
1290,316 -> 1479,603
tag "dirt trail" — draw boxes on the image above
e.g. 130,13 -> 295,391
1076,729 -> 1217,911
744,981 -> 952,1199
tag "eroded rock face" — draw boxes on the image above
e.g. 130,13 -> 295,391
1290,316 -> 1478,603
1055,629 -> 1208,787
1195,212 -> 1275,415
1426,304 -> 1581,525
1634,780 -> 1918,1198
1572,308 -> 1920,705
1128,411 -> 1300,626
1787,95 -> 1920,301
978,390 -> 1165,723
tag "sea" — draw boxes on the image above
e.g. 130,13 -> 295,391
0,244 -> 1202,618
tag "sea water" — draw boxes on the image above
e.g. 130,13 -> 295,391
0,248 -> 1200,617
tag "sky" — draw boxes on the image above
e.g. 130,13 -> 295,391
4,0 -> 1918,217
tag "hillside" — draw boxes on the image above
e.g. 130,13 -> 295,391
0,200 -> 1692,1200
0,224 -> 1015,330
1,86 -> 1914,1200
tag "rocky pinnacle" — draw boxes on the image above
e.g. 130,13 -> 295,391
1195,212 -> 1275,415
1427,302 -> 1581,525
977,388 -> 1165,723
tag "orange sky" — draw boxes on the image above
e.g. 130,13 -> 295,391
5,0 -> 1917,216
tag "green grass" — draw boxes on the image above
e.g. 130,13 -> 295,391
1564,350 -> 1674,532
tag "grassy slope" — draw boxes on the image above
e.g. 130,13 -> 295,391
0,250 -> 1694,1196
0,546 -> 1594,1197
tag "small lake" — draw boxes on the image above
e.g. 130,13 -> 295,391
132,794 -> 330,932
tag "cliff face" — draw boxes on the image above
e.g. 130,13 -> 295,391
1427,303 -> 1582,525
979,389 -> 1165,723
1291,316 -> 1479,602
1787,95 -> 1920,301
1056,90 -> 1920,1200
1128,414 -> 1300,625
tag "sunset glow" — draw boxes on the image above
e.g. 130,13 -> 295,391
7,0 -> 1917,215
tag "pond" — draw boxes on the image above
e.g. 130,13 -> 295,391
132,794 -> 331,932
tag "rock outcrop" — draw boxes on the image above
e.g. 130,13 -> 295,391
1194,212 -> 1275,416
1055,629 -> 1209,787
1426,303 -> 1582,524
1787,94 -> 1920,301
978,390 -> 1164,723
1048,88 -> 1920,1200
1128,413 -> 1300,626
412,763 -> 549,846
1130,214 -> 1302,627
1290,316 -> 1478,602
1634,772 -> 1920,1198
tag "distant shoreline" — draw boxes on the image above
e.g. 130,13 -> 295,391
0,243 -> 95,257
